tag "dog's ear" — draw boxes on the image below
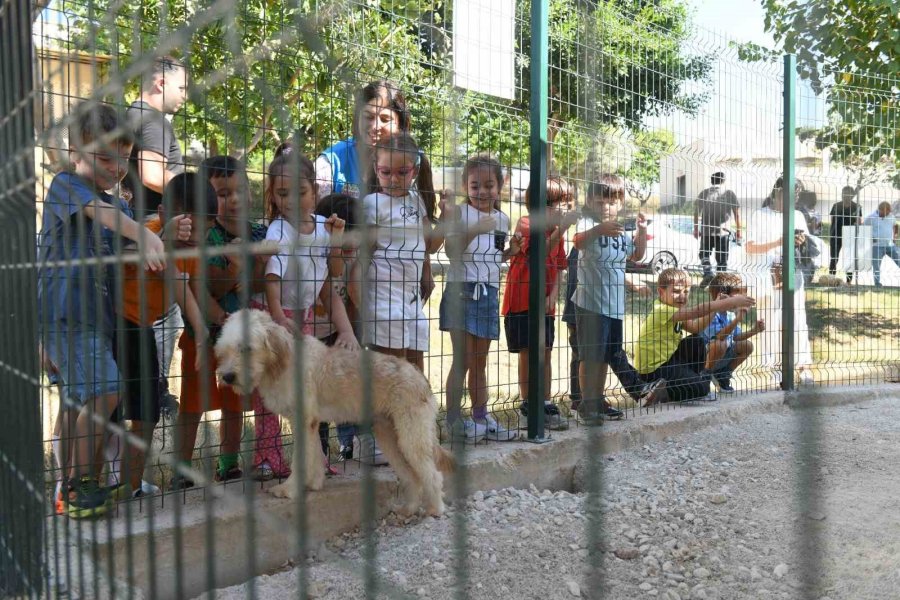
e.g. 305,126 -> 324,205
262,318 -> 292,380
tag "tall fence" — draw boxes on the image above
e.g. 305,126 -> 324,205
1,0 -> 899,596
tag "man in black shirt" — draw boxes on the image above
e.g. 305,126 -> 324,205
828,186 -> 862,283
693,172 -> 740,286
126,56 -> 188,218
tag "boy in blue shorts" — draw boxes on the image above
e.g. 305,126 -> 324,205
700,273 -> 764,393
39,102 -> 166,518
572,174 -> 667,424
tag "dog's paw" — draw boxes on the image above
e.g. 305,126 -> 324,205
269,482 -> 294,499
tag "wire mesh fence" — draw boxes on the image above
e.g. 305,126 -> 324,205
1,0 -> 899,597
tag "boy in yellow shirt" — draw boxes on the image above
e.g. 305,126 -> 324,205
635,268 -> 754,404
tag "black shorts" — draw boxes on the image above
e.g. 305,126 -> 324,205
112,318 -> 162,424
504,311 -> 555,353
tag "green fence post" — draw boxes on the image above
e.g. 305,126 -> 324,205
527,0 -> 550,441
782,54 -> 796,391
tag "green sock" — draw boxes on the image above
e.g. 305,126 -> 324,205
217,453 -> 239,474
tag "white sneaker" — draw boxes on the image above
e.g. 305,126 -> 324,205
480,415 -> 517,442
141,480 -> 161,495
450,418 -> 487,442
353,434 -> 389,466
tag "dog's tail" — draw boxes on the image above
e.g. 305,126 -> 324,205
433,442 -> 456,473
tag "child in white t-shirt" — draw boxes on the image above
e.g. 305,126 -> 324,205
439,153 -> 519,442
249,146 -> 356,480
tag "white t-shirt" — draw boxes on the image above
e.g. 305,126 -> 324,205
572,216 -> 634,320
746,207 -> 808,295
447,203 -> 509,287
362,191 -> 427,289
253,216 -> 331,312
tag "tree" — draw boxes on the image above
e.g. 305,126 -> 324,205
754,1 -> 900,190
621,129 -> 674,206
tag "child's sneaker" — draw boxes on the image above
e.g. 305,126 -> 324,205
251,461 -> 275,482
711,375 -> 735,394
353,434 -> 389,466
66,476 -> 111,519
214,466 -> 243,483
449,418 -> 487,442
636,379 -> 667,407
480,415 -> 517,442
519,400 -> 568,431
169,473 -> 195,491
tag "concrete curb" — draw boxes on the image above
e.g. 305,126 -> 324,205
59,383 -> 897,599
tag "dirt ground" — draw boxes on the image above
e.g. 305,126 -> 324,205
202,393 -> 900,600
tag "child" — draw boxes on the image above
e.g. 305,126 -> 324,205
170,155 -> 269,489
249,148 -> 355,480
440,153 -> 519,441
110,172 -> 216,499
700,273 -> 765,394
572,174 -> 665,423
38,102 -> 166,517
635,268 -> 755,403
355,133 -> 430,366
313,193 -> 368,462
501,177 -> 578,431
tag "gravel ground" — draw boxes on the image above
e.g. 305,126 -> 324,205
204,396 -> 900,600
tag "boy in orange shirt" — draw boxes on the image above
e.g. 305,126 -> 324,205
111,172 -> 216,498
501,177 -> 579,430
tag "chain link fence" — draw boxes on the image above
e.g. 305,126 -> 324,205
1,0 -> 898,597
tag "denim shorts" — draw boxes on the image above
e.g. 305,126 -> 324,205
709,342 -> 737,376
42,321 -> 121,408
574,306 -> 624,363
439,282 -> 500,340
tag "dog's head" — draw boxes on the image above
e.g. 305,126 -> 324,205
215,309 -> 291,394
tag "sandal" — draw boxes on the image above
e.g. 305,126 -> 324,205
214,466 -> 243,483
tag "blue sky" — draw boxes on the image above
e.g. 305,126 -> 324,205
688,0 -> 775,48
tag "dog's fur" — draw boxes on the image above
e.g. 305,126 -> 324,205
215,309 -> 453,516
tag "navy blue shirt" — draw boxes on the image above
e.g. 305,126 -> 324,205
38,172 -> 132,329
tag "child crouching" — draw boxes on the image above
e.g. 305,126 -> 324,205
701,273 -> 765,393
635,268 -> 755,404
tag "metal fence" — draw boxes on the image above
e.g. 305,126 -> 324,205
2,0 -> 899,597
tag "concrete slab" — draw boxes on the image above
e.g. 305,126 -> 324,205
50,383 -> 898,599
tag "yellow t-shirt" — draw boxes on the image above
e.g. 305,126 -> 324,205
636,300 -> 683,374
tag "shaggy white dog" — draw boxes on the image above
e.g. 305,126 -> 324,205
214,309 -> 453,516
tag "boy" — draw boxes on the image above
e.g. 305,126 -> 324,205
38,102 -> 166,518
635,268 -> 754,403
700,273 -> 765,393
572,174 -> 666,423
170,156 -> 269,489
110,173 -> 217,499
502,177 -> 578,431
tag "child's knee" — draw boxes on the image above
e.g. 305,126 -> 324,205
736,340 -> 753,356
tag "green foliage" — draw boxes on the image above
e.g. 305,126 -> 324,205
620,129 -> 674,205
754,0 -> 900,189
56,0 -> 708,174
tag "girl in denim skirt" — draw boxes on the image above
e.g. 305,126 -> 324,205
440,153 -> 520,442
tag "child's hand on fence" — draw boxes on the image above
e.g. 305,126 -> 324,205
561,210 -> 580,229
597,221 -> 624,237
634,283 -> 651,297
754,318 -> 766,333
163,214 -> 193,244
507,232 -> 523,256
474,214 -> 498,234
636,212 -> 649,231
325,213 -> 345,237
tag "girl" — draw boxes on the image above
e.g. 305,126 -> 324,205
354,133 -> 430,368
250,145 -> 357,480
440,153 -> 519,441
